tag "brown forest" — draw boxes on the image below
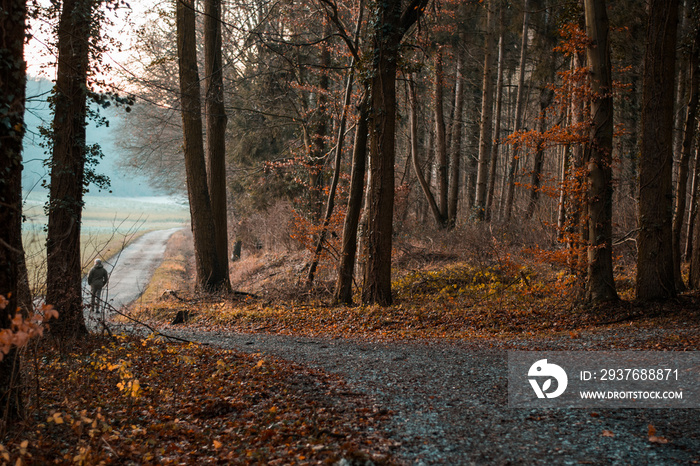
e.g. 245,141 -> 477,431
2,0 -> 700,463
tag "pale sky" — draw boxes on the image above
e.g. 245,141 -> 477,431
26,0 -> 162,84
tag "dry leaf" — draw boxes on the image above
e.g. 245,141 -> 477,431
649,436 -> 669,444
602,430 -> 615,437
648,424 -> 656,437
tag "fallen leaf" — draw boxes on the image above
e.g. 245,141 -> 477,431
602,430 -> 614,438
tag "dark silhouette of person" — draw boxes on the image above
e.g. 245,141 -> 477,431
87,258 -> 109,313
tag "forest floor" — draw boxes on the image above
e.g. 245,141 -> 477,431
4,229 -> 700,464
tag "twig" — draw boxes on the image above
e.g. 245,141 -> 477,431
98,300 -> 200,345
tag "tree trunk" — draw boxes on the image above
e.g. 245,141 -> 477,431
46,0 -> 95,338
308,22 -> 332,219
584,0 -> 618,303
503,0 -> 530,221
637,0 -> 680,301
485,6 -> 505,222
474,0 -> 496,221
177,0 -> 227,292
334,97 -> 369,305
307,67 -> 356,288
204,0 -> 231,291
525,87 -> 554,219
447,48 -> 465,227
362,0 -> 427,305
434,47 -> 449,221
0,0 -> 27,422
672,23 -> 700,290
409,77 -> 443,224
686,132 -> 700,262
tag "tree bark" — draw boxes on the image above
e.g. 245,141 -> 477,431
362,0 -> 427,305
447,48 -> 465,227
334,97 -> 369,304
434,47 -> 449,222
636,0 -> 680,301
525,87 -> 554,219
0,0 -> 27,422
672,23 -> 700,290
485,5 -> 505,222
409,77 -> 443,224
503,0 -> 531,221
474,0 -> 496,221
46,0 -> 95,338
177,0 -> 227,292
204,0 -> 231,291
307,67 -> 356,288
686,129 -> 700,263
584,0 -> 618,303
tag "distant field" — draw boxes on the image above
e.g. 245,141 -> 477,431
22,191 -> 190,293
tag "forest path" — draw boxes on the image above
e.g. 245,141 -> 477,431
168,330 -> 700,465
86,227 -> 182,315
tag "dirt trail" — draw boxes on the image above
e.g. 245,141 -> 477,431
90,227 -> 182,311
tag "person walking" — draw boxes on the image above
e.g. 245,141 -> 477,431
87,258 -> 109,313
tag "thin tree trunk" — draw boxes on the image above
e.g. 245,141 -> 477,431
525,87 -> 554,219
308,22 -> 332,219
584,0 -> 618,303
334,96 -> 369,304
204,0 -> 231,291
486,7 -> 505,222
503,0 -> 530,221
448,47 -> 466,226
474,0 -> 496,221
307,66 -> 357,287
46,0 -> 94,338
409,77 -> 443,224
637,0 -> 680,301
177,0 -> 226,292
672,23 -> 700,290
686,132 -> 700,262
434,47 -> 448,220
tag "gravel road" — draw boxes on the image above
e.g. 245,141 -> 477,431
100,230 -> 699,464
167,330 -> 700,465
85,227 -> 182,312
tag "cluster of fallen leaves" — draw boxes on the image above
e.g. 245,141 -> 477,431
1,335 -> 395,464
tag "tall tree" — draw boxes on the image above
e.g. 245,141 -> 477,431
433,46 -> 449,224
334,96 -> 369,304
447,46 -> 465,227
204,0 -> 231,290
362,0 -> 428,305
45,0 -> 99,337
0,0 -> 28,422
584,0 -> 618,303
503,0 -> 531,220
673,18 -> 700,289
485,4 -> 506,221
474,0 -> 496,221
636,0 -> 680,301
176,0 -> 229,292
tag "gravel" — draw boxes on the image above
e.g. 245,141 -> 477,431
165,330 -> 700,465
